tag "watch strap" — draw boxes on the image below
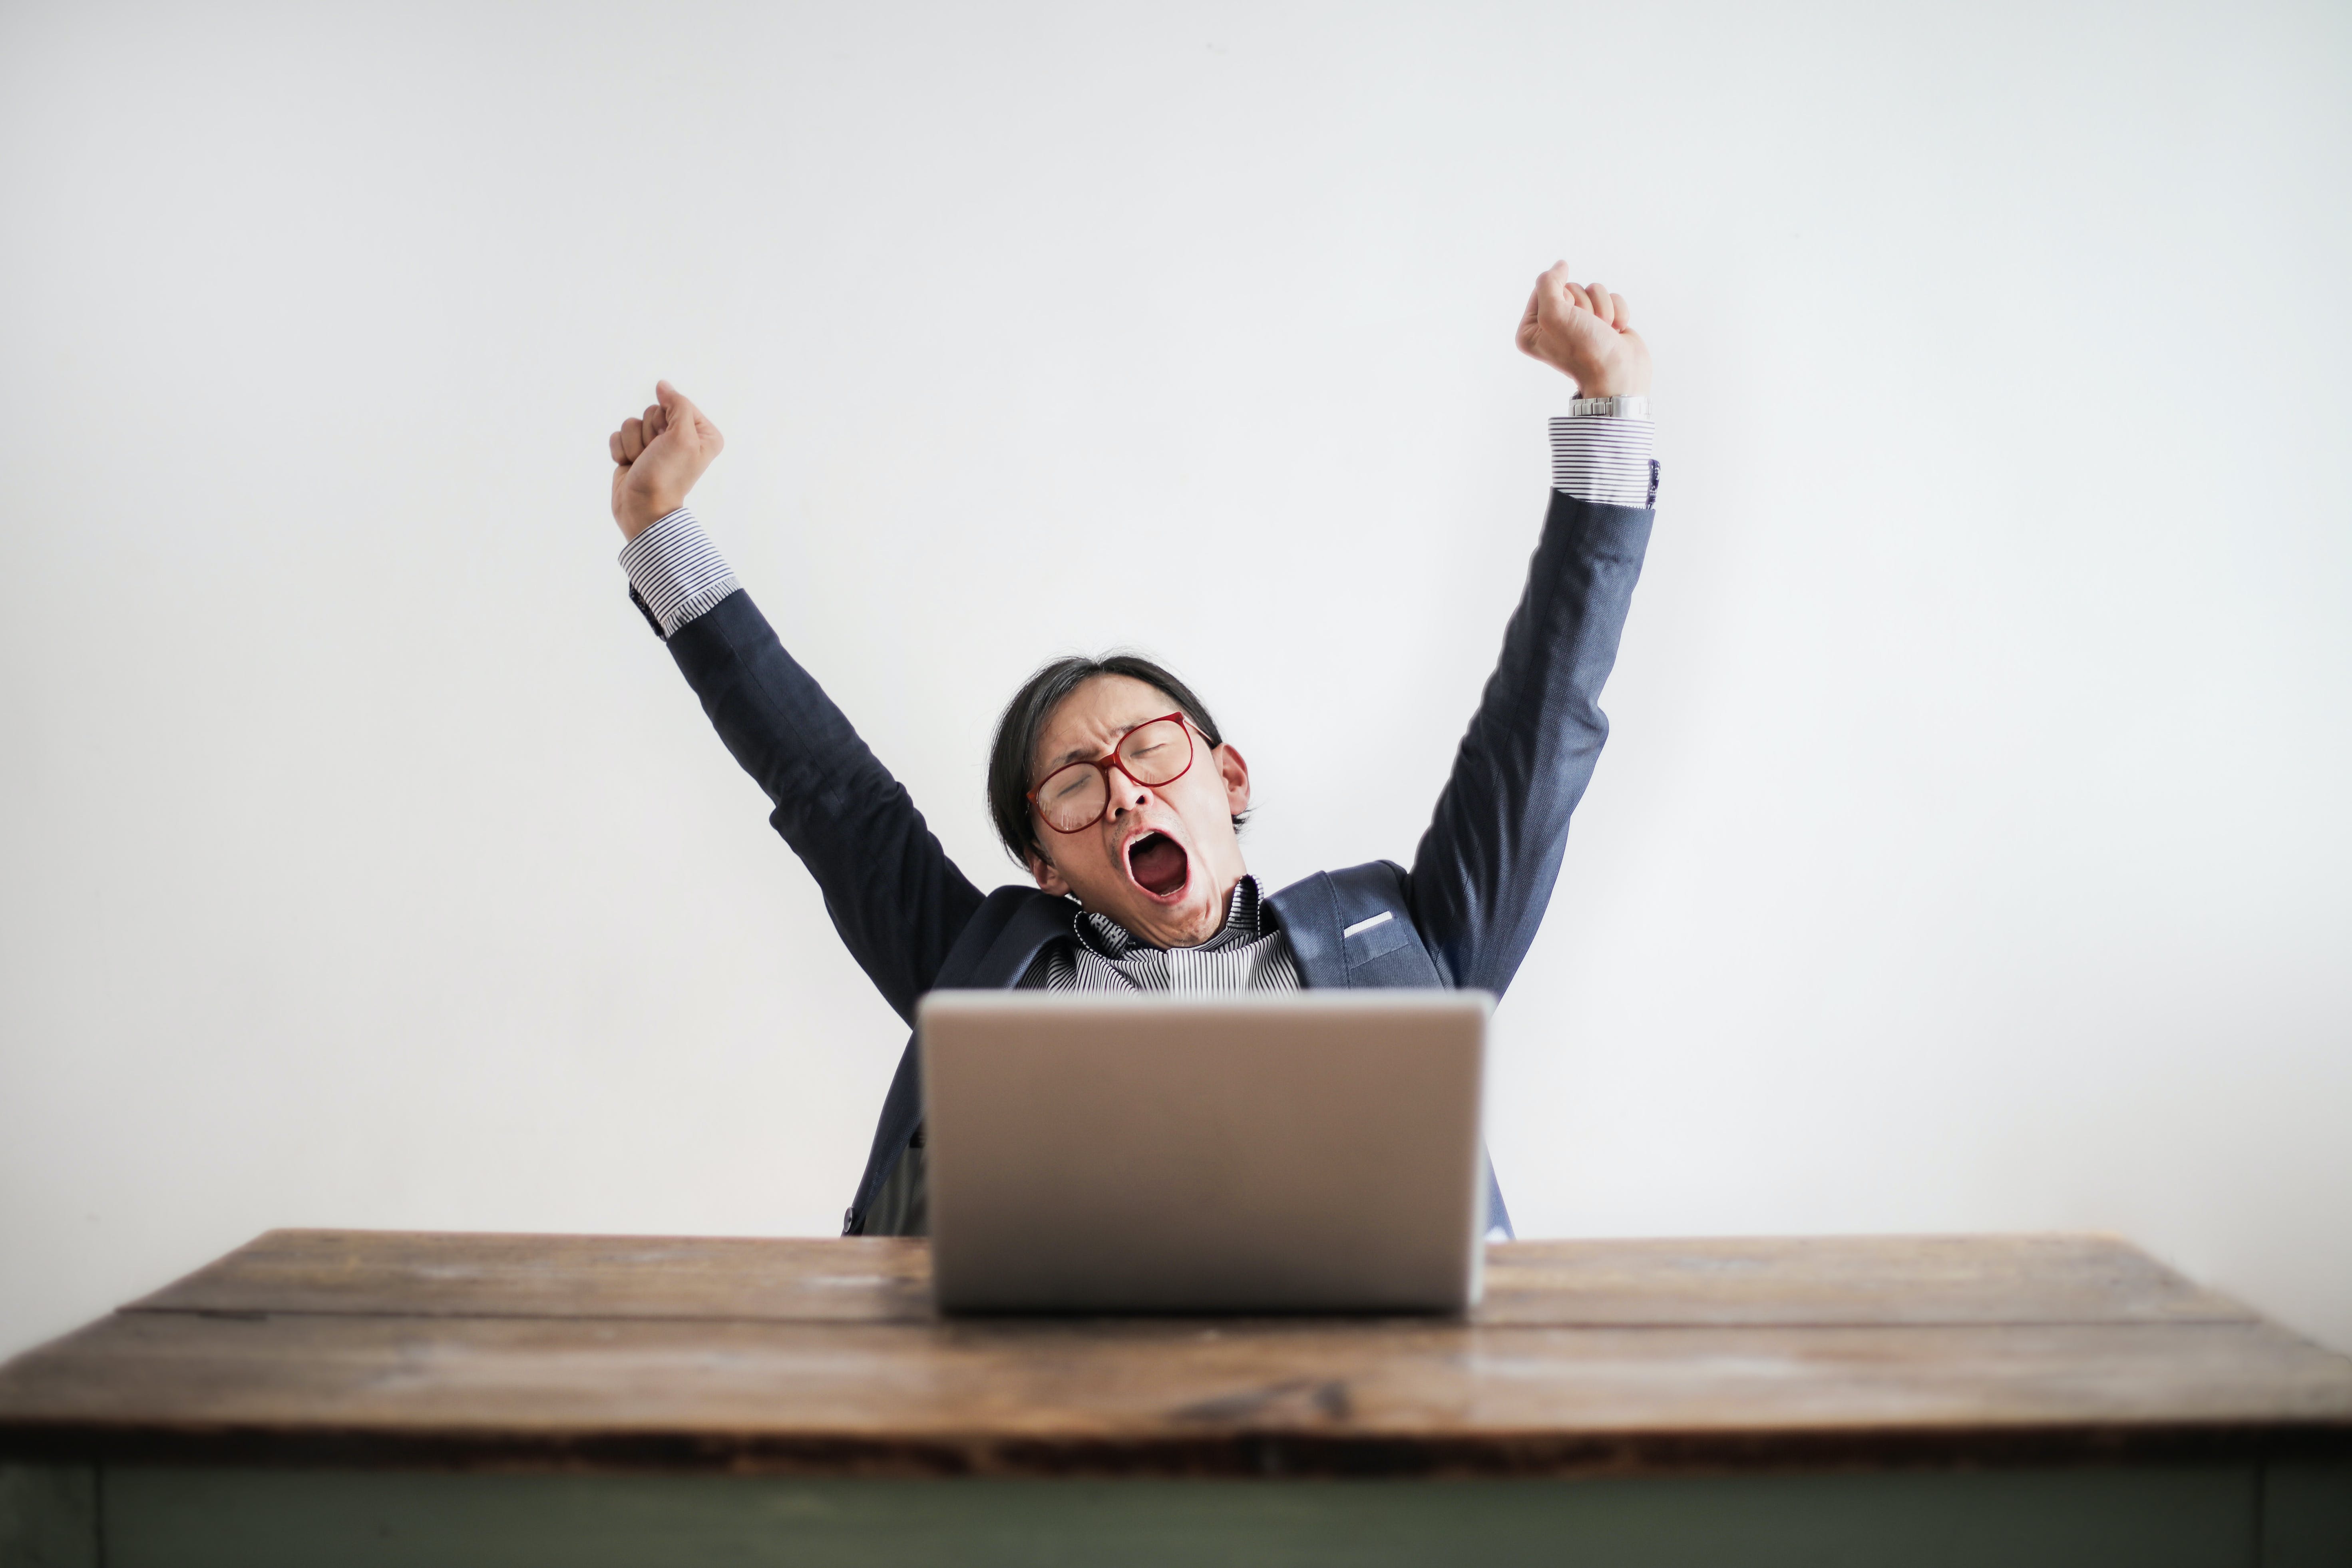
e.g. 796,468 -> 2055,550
1564,394 -> 1649,419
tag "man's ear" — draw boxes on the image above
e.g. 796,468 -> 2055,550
1028,849 -> 1072,898
1216,742 -> 1252,816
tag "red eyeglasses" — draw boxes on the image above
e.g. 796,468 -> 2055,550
1027,713 -> 1198,834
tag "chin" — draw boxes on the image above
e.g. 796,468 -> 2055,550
1100,884 -> 1196,940
1156,898 -> 1226,947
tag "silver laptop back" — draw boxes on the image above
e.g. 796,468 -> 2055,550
918,989 -> 1490,1313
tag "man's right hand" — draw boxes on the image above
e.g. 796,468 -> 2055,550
609,381 -> 724,541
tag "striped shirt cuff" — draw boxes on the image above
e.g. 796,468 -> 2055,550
1549,416 -> 1658,509
618,507 -> 740,636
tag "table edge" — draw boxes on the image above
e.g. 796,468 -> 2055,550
6,1414 -> 2350,1478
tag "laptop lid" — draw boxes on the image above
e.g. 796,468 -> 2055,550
918,989 -> 1490,1313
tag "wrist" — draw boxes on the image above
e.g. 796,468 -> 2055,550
616,497 -> 681,541
1573,370 -> 1650,399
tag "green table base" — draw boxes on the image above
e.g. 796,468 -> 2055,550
7,1461 -> 2350,1568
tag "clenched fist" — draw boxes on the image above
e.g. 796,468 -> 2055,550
1516,262 -> 1652,399
609,381 -> 724,540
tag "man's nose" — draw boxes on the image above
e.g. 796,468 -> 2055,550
1106,773 -> 1154,819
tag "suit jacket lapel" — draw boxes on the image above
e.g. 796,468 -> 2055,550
1267,872 -> 1347,990
954,890 -> 1080,991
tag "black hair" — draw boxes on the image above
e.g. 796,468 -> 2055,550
987,653 -> 1238,868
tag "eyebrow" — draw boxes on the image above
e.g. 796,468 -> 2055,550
1044,720 -> 1148,772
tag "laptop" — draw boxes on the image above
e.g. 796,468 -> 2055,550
917,989 -> 1492,1313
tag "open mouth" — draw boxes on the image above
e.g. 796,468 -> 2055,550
1125,830 -> 1190,899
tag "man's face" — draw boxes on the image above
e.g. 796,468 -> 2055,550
1025,674 -> 1252,948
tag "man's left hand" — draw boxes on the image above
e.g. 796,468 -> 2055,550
1516,261 -> 1652,398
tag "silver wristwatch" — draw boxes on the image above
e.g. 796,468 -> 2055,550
1564,394 -> 1649,418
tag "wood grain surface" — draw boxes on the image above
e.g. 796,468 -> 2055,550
119,1230 -> 2257,1328
3,1231 -> 2347,1478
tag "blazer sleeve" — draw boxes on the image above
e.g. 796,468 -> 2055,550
1405,490 -> 1654,996
664,589 -> 988,1024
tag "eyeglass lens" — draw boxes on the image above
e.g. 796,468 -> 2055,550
1033,718 -> 1194,832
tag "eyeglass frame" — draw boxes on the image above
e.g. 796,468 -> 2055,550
1025,711 -> 1203,836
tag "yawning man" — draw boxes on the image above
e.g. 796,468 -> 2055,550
604,261 -> 1658,1237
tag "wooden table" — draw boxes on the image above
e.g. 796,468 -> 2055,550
2,1231 -> 2349,1566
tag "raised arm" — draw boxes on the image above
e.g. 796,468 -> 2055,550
1406,265 -> 1657,995
608,384 -> 986,1022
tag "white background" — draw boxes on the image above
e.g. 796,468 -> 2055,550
2,1 -> 2347,1361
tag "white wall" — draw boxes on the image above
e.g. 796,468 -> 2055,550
3,0 -> 2347,1360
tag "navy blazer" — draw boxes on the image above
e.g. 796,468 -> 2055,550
659,487 -> 1654,1237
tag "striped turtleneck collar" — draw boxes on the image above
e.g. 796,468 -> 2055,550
1073,874 -> 1269,959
